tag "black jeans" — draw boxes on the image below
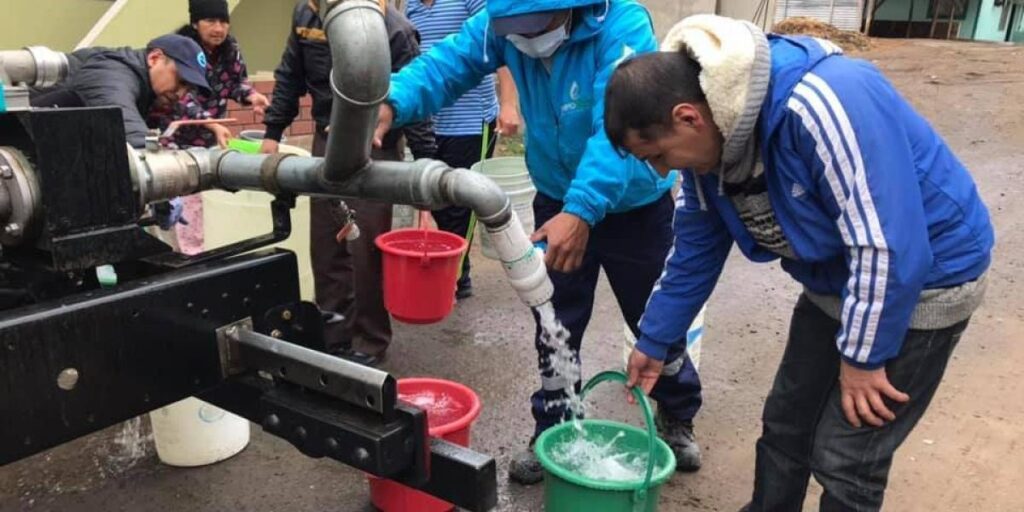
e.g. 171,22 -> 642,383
430,121 -> 497,288
750,295 -> 969,512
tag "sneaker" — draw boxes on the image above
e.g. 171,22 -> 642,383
508,446 -> 544,485
655,411 -> 702,472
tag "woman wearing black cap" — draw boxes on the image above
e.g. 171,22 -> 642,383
149,0 -> 269,150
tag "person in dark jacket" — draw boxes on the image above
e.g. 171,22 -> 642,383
261,0 -> 436,365
148,0 -> 269,150
30,34 -> 211,149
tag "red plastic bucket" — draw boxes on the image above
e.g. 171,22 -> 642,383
368,378 -> 483,512
375,228 -> 468,324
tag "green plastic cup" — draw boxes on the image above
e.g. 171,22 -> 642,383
227,138 -> 261,154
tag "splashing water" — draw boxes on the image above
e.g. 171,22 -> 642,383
535,303 -> 661,486
535,303 -> 584,430
100,417 -> 153,478
400,390 -> 468,428
551,430 -> 656,483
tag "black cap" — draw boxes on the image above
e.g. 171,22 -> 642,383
147,34 -> 211,92
190,0 -> 230,24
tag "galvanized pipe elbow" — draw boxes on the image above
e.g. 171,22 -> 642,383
439,168 -> 512,227
319,0 -> 391,184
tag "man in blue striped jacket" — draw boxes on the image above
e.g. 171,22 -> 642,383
604,15 -> 994,511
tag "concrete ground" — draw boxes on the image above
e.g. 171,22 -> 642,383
2,39 -> 1023,511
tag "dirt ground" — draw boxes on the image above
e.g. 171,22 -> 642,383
2,39 -> 1022,512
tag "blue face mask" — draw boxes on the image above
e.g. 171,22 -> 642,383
505,15 -> 570,59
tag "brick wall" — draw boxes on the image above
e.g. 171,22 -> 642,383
226,79 -> 316,138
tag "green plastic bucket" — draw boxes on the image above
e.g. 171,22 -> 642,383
535,371 -> 677,512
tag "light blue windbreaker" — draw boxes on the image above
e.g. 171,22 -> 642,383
387,0 -> 675,225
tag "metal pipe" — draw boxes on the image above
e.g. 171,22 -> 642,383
319,0 -> 392,183
213,152 -> 511,226
128,146 -> 214,206
212,152 -> 451,207
139,147 -> 554,306
214,152 -> 325,194
0,47 -> 68,87
439,169 -> 511,226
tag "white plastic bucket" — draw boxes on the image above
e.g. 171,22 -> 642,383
149,397 -> 250,467
392,203 -> 417,230
472,157 -> 536,260
201,144 -> 315,300
622,304 -> 706,371
392,148 -> 419,230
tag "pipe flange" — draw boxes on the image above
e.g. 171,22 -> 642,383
186,147 -> 217,191
259,153 -> 295,195
209,148 -> 239,191
0,147 -> 41,247
24,46 -> 68,88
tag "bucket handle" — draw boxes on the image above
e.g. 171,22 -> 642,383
418,210 -> 432,265
579,370 -> 657,505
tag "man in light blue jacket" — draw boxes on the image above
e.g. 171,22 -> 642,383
607,15 -> 993,511
374,0 -> 704,483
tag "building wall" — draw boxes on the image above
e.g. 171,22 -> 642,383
961,0 -> 983,36
873,0 -> 1024,41
971,0 -> 1020,41
717,0 -> 781,30
229,0 -> 297,74
876,0 -> 941,21
771,0 -> 864,30
0,0 -> 110,51
876,0 -> 971,37
644,0 -> 717,38
1013,6 -> 1024,41
1,0 -> 244,52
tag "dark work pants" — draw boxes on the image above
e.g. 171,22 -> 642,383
310,131 -> 399,356
750,295 -> 969,512
530,192 -> 704,438
430,121 -> 497,288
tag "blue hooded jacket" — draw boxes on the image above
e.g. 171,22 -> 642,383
636,36 -> 994,369
387,0 -> 674,225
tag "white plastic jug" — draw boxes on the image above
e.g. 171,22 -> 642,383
150,397 -> 250,467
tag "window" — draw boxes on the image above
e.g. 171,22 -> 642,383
927,0 -> 968,20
